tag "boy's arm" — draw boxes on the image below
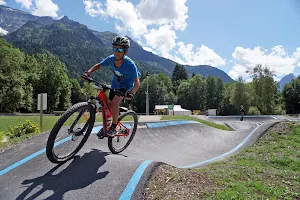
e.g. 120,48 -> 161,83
131,77 -> 140,94
85,63 -> 101,75
85,55 -> 112,75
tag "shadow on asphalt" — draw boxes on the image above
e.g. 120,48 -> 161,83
16,149 -> 109,200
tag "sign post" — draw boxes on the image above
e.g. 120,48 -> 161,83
37,93 -> 47,132
145,76 -> 149,115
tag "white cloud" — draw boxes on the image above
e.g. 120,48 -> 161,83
83,0 -> 104,17
144,25 -> 176,53
16,0 -> 32,9
32,0 -> 60,18
0,0 -> 6,5
83,0 -> 147,37
231,45 -> 299,79
228,64 -> 249,80
0,27 -> 8,35
136,0 -> 188,31
177,42 -> 226,67
162,52 -> 186,65
142,47 -> 158,55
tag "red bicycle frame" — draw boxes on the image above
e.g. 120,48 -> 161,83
97,88 -> 112,132
97,89 -> 130,137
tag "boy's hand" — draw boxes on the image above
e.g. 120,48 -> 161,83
125,91 -> 135,100
84,71 -> 90,77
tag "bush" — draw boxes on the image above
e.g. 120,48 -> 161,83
0,131 -> 6,142
247,106 -> 261,115
6,120 -> 39,139
273,105 -> 286,115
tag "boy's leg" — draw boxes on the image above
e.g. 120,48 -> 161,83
106,93 -> 123,137
111,95 -> 123,124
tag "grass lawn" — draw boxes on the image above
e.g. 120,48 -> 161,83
0,116 -> 61,132
0,114 -> 104,150
161,115 -> 232,131
144,122 -> 300,199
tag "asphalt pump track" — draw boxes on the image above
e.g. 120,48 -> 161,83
0,116 -> 289,200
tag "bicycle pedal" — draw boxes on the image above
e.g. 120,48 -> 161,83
97,133 -> 105,139
97,128 -> 105,139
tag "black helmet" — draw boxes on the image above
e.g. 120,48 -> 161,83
112,36 -> 130,49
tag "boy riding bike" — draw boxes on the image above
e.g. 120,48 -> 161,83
84,36 -> 140,137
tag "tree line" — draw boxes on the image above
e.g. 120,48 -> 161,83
1,37 -> 300,115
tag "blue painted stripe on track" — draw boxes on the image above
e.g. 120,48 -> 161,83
208,115 -> 276,119
146,120 -> 199,128
0,126 -> 101,177
0,148 -> 46,176
119,160 -> 152,200
178,123 -> 263,168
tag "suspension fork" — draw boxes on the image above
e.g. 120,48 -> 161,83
69,99 -> 93,132
101,100 -> 109,132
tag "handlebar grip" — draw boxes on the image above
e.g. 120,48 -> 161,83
81,74 -> 93,82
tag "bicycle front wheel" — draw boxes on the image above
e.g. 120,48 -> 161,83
46,102 -> 96,164
108,110 -> 138,154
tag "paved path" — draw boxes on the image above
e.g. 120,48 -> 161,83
0,116 -> 288,200
138,115 -> 161,122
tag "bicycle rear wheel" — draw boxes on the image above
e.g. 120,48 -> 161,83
46,102 -> 96,164
108,110 -> 138,154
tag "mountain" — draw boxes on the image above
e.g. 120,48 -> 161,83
279,73 -> 296,90
186,65 -> 233,83
0,5 -> 38,34
1,5 -> 234,83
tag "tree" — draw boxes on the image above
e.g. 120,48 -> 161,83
230,76 -> 250,113
0,38 -> 27,112
82,82 -> 97,101
219,83 -> 236,115
132,73 -> 176,113
283,76 -> 300,114
206,76 -> 217,109
18,55 -> 39,112
215,77 -> 224,110
70,78 -> 85,104
177,80 -> 191,109
171,63 -> 188,93
190,74 -> 206,110
34,53 -> 72,113
247,64 -> 276,114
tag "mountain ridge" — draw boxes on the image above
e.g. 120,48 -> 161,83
1,5 -> 234,83
279,73 -> 296,90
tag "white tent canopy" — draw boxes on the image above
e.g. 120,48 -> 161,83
154,105 -> 191,115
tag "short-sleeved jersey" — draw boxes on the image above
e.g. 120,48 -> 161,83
100,55 -> 140,90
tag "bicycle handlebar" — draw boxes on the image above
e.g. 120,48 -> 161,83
80,74 -> 127,97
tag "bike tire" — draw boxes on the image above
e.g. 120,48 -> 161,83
108,110 -> 138,154
46,102 -> 96,164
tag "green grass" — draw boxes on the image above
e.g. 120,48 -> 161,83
0,115 -> 105,133
0,114 -> 104,150
0,116 -> 61,132
197,122 -> 300,199
0,132 -> 40,150
145,122 -> 300,199
161,115 -> 232,131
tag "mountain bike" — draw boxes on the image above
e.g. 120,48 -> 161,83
46,74 -> 138,164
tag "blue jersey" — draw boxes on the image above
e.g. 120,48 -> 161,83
100,55 -> 140,90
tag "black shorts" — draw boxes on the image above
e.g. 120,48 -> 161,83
109,88 -> 128,101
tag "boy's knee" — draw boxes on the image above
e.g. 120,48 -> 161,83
111,96 -> 122,105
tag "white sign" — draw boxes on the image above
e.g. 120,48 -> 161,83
37,93 -> 47,110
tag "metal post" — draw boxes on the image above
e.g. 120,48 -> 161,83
146,76 -> 149,115
40,94 -> 43,133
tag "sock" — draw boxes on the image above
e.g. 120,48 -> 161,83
111,123 -> 117,128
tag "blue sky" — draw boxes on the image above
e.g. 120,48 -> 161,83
2,0 -> 300,81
